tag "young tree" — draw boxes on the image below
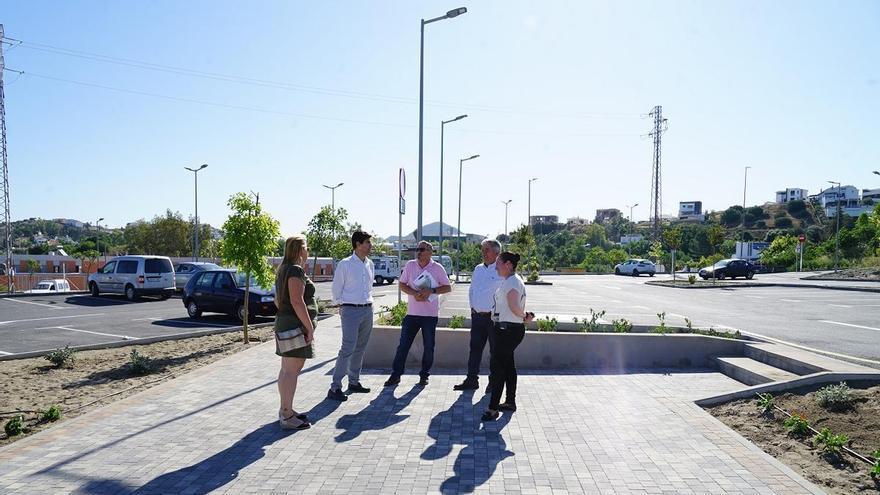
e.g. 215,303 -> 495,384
305,206 -> 349,277
220,192 -> 280,342
662,226 -> 683,280
707,224 -> 726,255
25,259 -> 40,290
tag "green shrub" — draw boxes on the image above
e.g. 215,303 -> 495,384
783,413 -> 810,437
128,349 -> 156,375
579,308 -> 605,332
448,314 -> 466,329
687,274 -> 696,285
45,346 -> 77,368
812,427 -> 848,455
815,382 -> 854,411
378,301 -> 408,326
756,393 -> 774,415
871,449 -> 880,477
652,312 -> 669,334
693,328 -> 743,340
41,405 -> 62,422
4,415 -> 24,437
536,316 -> 558,332
611,318 -> 632,333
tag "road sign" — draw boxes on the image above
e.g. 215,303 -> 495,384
399,168 -> 406,199
798,234 -> 806,243
399,197 -> 406,215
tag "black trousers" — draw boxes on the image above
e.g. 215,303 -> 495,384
466,313 -> 495,382
488,322 -> 526,410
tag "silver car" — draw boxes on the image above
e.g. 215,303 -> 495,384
174,262 -> 223,290
614,259 -> 656,277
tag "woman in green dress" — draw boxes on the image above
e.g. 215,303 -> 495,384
275,235 -> 317,430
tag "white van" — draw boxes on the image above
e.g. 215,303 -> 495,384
88,256 -> 175,301
371,256 -> 401,285
432,255 -> 453,276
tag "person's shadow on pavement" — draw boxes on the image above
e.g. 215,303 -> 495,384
78,422 -> 297,495
421,391 -> 514,494
334,385 -> 423,443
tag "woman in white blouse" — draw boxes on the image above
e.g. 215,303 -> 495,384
482,252 -> 534,421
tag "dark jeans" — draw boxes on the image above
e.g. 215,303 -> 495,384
466,313 -> 495,382
391,315 -> 438,379
488,322 -> 526,410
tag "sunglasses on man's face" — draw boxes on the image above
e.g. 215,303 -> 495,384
416,247 -> 431,252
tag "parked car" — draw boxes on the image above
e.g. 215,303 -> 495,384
371,256 -> 400,285
173,262 -> 223,290
27,279 -> 72,294
88,256 -> 175,301
699,259 -> 756,280
614,259 -> 656,277
182,269 -> 276,322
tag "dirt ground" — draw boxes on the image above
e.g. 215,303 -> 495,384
708,382 -> 880,495
0,325 -> 275,446
804,267 -> 880,281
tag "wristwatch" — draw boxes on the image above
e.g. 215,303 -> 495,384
430,287 -> 437,294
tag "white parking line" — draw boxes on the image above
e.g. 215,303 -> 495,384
3,298 -> 66,310
633,305 -> 650,310
667,313 -> 690,320
35,325 -> 132,340
820,320 -> 880,333
0,350 -> 11,355
828,304 -> 853,308
602,286 -> 622,290
745,295 -> 765,299
0,313 -> 105,326
780,299 -> 802,303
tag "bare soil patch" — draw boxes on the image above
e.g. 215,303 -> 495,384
707,382 -> 880,495
804,267 -> 880,282
0,326 -> 275,446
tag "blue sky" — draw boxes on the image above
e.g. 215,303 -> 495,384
1,0 -> 878,239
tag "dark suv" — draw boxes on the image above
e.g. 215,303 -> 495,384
699,259 -> 756,280
182,269 -> 276,322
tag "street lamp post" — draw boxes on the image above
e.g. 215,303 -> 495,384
95,217 -> 104,258
625,203 -> 638,255
323,182 -> 344,211
527,177 -> 538,228
828,180 -> 841,271
440,114 -> 467,255
184,164 -> 208,261
417,7 -> 468,242
456,154 -> 479,278
741,166 -> 751,244
502,200 -> 512,239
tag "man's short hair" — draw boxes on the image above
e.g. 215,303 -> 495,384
481,239 -> 502,253
417,240 -> 434,251
351,230 -> 372,250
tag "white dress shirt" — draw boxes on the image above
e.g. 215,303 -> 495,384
469,261 -> 504,313
332,254 -> 374,305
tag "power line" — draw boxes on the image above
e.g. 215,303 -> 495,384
1,35 -> 643,121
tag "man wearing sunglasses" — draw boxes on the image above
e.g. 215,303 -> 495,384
385,240 -> 452,387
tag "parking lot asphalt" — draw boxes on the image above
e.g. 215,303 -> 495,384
439,273 -> 880,368
2,275 -> 877,368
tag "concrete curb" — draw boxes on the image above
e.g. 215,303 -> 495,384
0,314 -> 335,361
695,371 -> 880,407
645,280 -> 880,293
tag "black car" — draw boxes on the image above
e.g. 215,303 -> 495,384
699,259 -> 756,280
182,269 -> 277,322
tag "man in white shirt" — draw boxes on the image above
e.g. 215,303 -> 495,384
328,230 -> 375,401
454,239 -> 504,392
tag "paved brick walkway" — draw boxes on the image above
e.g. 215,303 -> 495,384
0,316 -> 823,494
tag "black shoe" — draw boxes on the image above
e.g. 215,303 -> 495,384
347,383 -> 371,394
417,377 -> 429,387
453,380 -> 479,391
384,376 -> 400,387
481,410 -> 500,422
499,402 -> 517,412
326,389 -> 348,401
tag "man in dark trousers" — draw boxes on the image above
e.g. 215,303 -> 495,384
453,239 -> 503,392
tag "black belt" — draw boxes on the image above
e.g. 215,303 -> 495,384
471,309 -> 491,317
342,303 -> 372,307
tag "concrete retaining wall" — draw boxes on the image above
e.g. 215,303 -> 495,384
363,325 -> 746,371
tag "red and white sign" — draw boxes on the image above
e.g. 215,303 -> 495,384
798,234 -> 806,243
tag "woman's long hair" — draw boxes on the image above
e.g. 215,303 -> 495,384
279,235 -> 306,273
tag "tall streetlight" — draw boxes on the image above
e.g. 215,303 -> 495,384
184,164 -> 208,261
527,177 -> 539,228
625,203 -> 638,255
323,182 -> 344,211
828,180 -> 841,271
439,114 -> 467,254
95,217 -> 104,258
456,154 -> 479,278
417,7 -> 468,242
741,166 -> 751,243
502,200 -> 512,239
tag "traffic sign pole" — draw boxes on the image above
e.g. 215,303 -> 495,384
398,168 -> 406,304
797,234 -> 806,272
